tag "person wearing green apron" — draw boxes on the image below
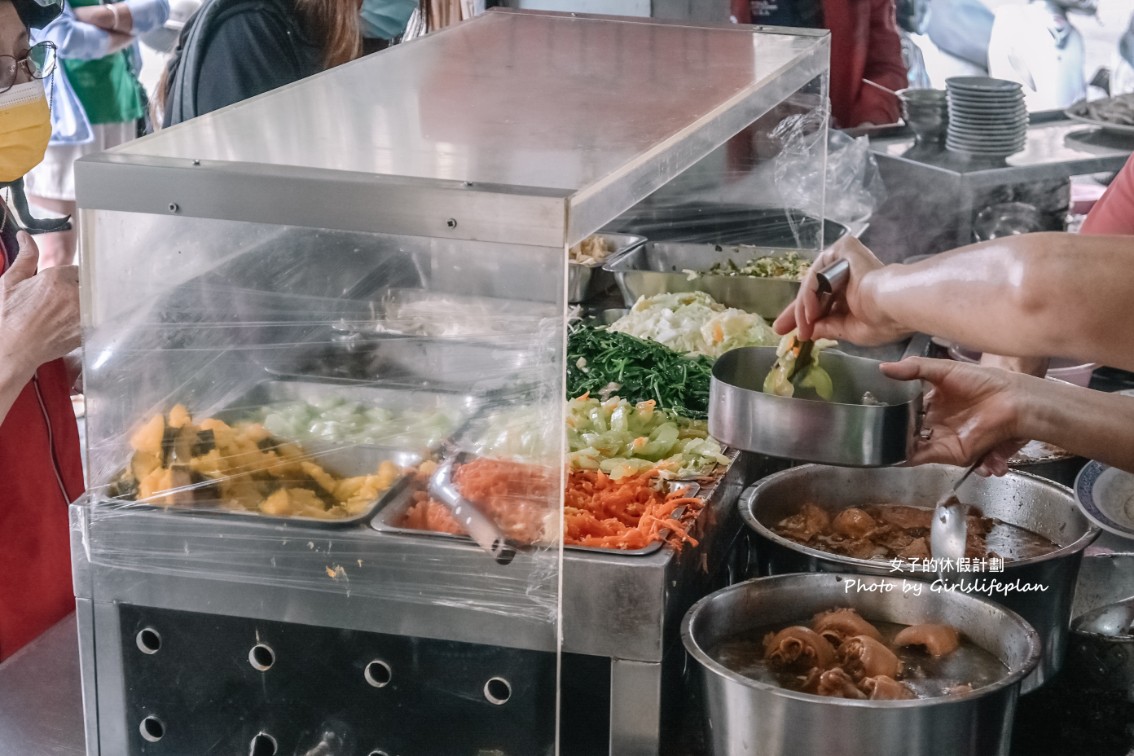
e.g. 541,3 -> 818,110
25,0 -> 169,267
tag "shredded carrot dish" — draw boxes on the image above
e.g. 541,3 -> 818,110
398,459 -> 705,552
565,469 -> 703,551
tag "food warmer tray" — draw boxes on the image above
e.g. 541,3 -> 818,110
604,241 -> 807,320
1065,97 -> 1134,137
369,462 -> 717,558
101,380 -> 481,528
605,203 -> 848,248
263,290 -> 555,389
213,379 -> 481,440
267,332 -> 537,390
360,447 -> 757,662
102,446 -> 425,529
567,232 -> 647,304
83,445 -> 762,661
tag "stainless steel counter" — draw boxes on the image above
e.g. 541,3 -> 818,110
870,118 -> 1134,189
864,117 -> 1134,260
0,613 -> 85,755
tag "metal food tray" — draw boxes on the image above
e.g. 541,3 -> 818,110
103,380 -> 482,527
366,288 -> 558,340
369,457 -> 728,557
1065,98 -> 1134,137
563,477 -> 707,556
567,232 -> 647,304
603,241 -> 810,320
213,379 -> 481,447
103,444 -> 426,528
605,203 -> 848,248
267,331 -> 538,391
709,347 -> 923,467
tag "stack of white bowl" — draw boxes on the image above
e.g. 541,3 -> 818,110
945,77 -> 1027,159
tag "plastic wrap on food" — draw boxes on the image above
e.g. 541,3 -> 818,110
601,85 -> 832,250
78,214 -> 567,624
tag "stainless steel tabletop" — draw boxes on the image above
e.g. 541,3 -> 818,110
0,613 -> 85,755
870,118 -> 1133,188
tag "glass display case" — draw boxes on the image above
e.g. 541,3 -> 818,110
70,10 -> 829,755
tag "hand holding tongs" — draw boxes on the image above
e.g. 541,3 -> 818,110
785,259 -> 851,384
429,456 -> 516,566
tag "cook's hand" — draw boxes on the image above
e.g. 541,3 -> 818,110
0,232 -> 81,374
879,357 -> 1028,474
969,353 -> 1051,475
772,236 -> 904,345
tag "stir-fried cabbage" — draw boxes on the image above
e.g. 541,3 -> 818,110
464,405 -> 554,460
258,397 -> 458,449
608,291 -> 778,358
461,396 -> 730,479
763,331 -> 836,400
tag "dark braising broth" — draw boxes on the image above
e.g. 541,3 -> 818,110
772,502 -> 1059,563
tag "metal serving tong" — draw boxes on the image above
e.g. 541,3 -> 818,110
785,259 -> 851,384
429,455 -> 517,566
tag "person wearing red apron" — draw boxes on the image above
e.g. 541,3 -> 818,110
0,0 -> 84,662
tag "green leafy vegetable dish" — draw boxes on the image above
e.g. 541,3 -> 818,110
567,324 -> 713,419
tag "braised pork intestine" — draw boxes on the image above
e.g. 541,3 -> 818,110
772,502 -> 997,561
812,607 -> 883,647
894,623 -> 961,657
817,667 -> 867,699
746,608 -> 969,701
763,626 -> 836,673
862,675 -> 917,700
840,635 -> 901,680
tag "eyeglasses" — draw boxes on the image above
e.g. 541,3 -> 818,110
0,41 -> 57,95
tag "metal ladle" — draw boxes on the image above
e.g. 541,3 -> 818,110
930,462 -> 979,566
1072,597 -> 1134,639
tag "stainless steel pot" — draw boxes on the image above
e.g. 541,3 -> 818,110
709,348 -> 923,467
567,233 -> 646,304
1007,441 -> 1087,489
682,573 -> 1040,756
739,464 -> 1100,692
1067,552 -> 1134,696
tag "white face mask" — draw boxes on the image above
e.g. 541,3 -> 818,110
0,80 -> 51,183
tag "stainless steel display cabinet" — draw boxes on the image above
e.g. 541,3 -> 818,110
72,9 -> 830,755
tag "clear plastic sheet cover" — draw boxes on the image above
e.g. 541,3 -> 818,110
600,75 -> 833,253
77,211 -> 566,621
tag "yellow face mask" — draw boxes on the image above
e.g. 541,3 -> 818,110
0,80 -> 51,183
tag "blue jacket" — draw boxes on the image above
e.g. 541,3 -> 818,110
36,0 -> 170,145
